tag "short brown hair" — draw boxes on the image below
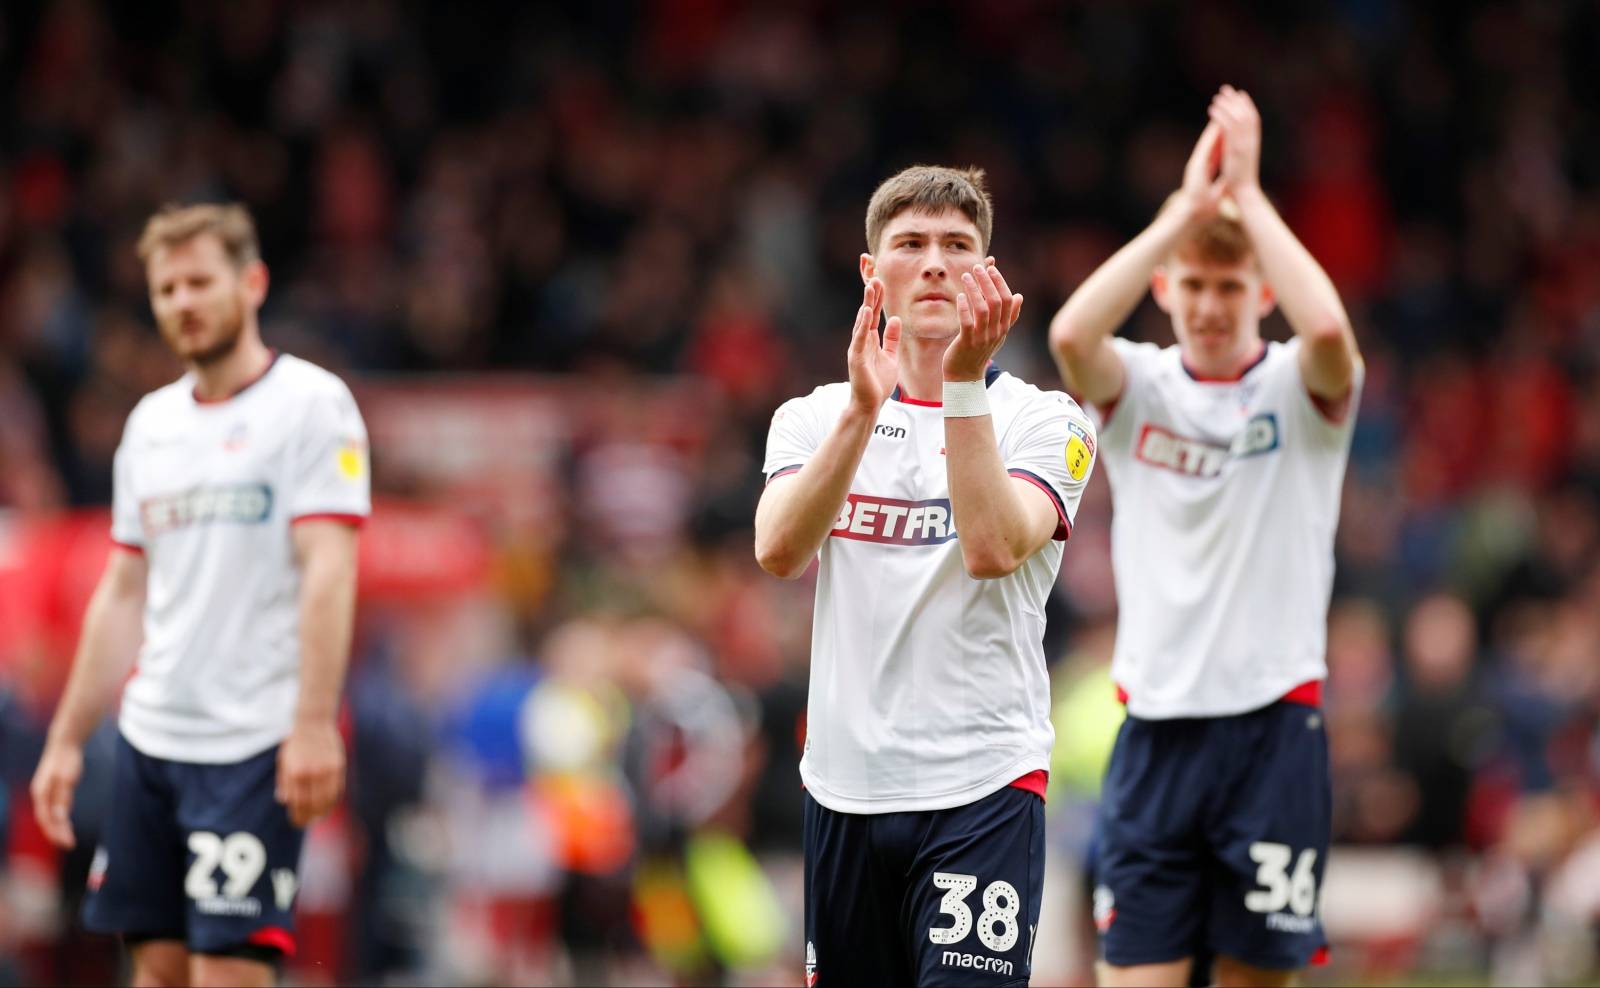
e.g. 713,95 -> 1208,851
1161,193 -> 1255,265
865,165 -> 993,255
137,203 -> 261,268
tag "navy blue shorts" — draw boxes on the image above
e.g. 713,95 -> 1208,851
803,785 -> 1044,987
83,733 -> 304,957
1092,699 -> 1330,971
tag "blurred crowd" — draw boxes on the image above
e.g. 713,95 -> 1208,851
2,1 -> 1599,985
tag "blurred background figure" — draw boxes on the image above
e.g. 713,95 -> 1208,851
1,1 -> 1597,985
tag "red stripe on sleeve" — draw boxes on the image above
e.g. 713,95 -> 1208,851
1307,386 -> 1353,425
1008,471 -> 1070,541
290,513 -> 367,528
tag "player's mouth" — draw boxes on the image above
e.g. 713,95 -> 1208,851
914,293 -> 952,305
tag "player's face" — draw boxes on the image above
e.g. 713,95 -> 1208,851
1157,248 -> 1269,367
146,235 -> 262,367
866,208 -> 985,340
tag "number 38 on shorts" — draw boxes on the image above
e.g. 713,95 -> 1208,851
928,872 -> 1023,952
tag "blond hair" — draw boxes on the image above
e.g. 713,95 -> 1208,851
137,203 -> 261,268
865,165 -> 993,255
1161,193 -> 1255,265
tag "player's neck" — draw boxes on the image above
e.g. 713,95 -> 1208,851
191,332 -> 274,402
895,335 -> 951,404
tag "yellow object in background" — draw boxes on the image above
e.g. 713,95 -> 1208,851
686,831 -> 786,971
1051,665 -> 1127,800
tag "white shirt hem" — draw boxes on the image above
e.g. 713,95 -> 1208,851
800,750 -> 1050,815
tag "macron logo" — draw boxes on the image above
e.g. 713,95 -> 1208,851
831,494 -> 955,545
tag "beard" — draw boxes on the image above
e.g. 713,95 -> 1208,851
168,296 -> 247,367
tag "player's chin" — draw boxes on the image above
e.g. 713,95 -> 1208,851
904,316 -> 959,341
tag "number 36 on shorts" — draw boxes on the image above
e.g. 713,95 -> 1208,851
1244,841 -> 1319,918
928,872 -> 1022,952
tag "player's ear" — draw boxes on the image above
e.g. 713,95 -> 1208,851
241,260 -> 270,307
860,253 -> 875,284
1257,281 -> 1277,319
1151,266 -> 1173,313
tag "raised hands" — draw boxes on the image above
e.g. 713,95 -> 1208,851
945,259 -> 1024,381
1208,84 -> 1262,195
848,277 -> 902,410
1173,120 -> 1229,226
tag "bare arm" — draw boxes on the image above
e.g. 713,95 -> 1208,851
944,416 -> 1062,578
944,263 -> 1060,579
31,546 -> 148,848
1210,86 -> 1359,399
276,519 -> 359,826
1050,123 -> 1228,406
755,279 -> 901,580
755,408 -> 879,579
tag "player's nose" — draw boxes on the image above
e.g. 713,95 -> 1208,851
1196,289 -> 1228,318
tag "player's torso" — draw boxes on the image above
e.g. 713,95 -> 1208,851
1101,342 -> 1352,717
118,362 -> 313,757
829,399 -> 958,552
1112,348 -> 1294,523
820,377 -> 1051,567
126,380 -> 303,568
801,377 -> 1059,812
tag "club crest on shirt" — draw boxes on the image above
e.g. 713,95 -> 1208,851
223,422 -> 249,452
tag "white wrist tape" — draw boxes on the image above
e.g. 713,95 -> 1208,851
942,379 -> 991,417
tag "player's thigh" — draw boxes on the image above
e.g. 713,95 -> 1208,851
83,735 -> 188,940
1214,954 -> 1298,987
174,745 -> 306,958
128,938 -> 189,988
802,792 -> 908,987
1093,718 -> 1210,967
190,952 -> 276,988
1206,703 -> 1330,972
907,787 -> 1044,986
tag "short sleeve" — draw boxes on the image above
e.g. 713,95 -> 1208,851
110,428 -> 144,550
287,379 -> 371,524
762,392 -> 826,484
1004,392 -> 1098,541
1276,337 -> 1366,444
1095,337 -> 1164,447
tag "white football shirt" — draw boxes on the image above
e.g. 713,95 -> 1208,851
764,367 -> 1096,814
110,353 -> 370,763
1093,336 -> 1361,719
